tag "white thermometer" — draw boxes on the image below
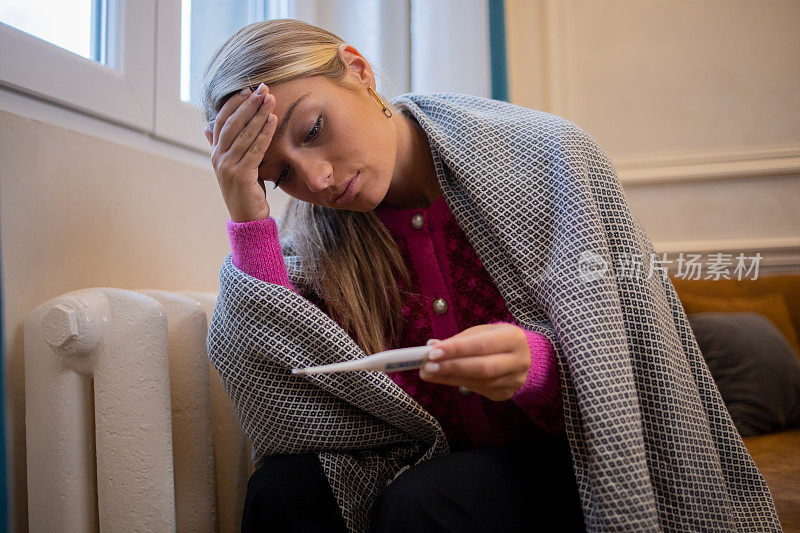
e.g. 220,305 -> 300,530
291,345 -> 434,375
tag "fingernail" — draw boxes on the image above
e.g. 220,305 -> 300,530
239,88 -> 250,96
256,83 -> 266,95
422,362 -> 440,373
428,348 -> 444,360
426,339 -> 438,346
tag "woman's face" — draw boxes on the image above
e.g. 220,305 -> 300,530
258,68 -> 398,211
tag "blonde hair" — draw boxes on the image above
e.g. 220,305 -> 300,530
200,19 -> 411,355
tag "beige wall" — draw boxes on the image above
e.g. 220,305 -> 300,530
3,1 -> 800,530
0,99 -> 236,530
505,0 -> 800,273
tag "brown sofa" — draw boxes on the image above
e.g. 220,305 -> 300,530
670,274 -> 800,531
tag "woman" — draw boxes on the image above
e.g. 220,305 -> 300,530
202,19 -> 779,533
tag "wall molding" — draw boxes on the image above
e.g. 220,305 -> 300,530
538,1 -> 800,187
652,236 -> 800,275
653,236 -> 800,254
616,146 -> 800,186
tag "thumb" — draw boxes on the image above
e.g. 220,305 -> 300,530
431,324 -> 502,346
445,324 -> 495,341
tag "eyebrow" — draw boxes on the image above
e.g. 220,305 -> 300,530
277,92 -> 311,138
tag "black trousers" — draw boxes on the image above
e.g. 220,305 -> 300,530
241,433 -> 585,532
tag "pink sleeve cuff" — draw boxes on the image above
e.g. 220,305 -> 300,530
226,216 -> 300,294
491,321 -> 565,435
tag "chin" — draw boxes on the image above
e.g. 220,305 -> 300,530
350,172 -> 385,212
373,175 -> 393,206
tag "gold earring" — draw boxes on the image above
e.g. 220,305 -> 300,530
367,86 -> 392,118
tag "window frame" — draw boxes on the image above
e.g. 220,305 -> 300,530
0,0 -> 418,155
154,0 -> 207,151
0,0 -> 156,132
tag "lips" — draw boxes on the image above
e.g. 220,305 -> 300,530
333,172 -> 359,204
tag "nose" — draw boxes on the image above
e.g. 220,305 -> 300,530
295,157 -> 332,194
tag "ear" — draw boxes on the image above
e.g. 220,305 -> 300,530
337,43 -> 374,88
204,126 -> 213,147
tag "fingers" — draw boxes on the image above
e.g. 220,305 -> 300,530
419,357 -> 525,401
212,87 -> 252,148
421,352 -> 526,383
235,95 -> 277,169
215,84 -> 270,154
428,324 -> 518,362
218,87 -> 269,155
204,126 -> 213,147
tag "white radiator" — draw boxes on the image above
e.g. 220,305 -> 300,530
24,287 -> 253,532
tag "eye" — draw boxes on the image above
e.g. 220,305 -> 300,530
305,114 -> 323,142
257,161 -> 281,189
272,168 -> 288,189
266,114 -> 323,189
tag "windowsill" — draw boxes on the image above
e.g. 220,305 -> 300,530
0,83 -> 210,171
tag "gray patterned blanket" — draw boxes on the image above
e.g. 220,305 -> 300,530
207,92 -> 780,532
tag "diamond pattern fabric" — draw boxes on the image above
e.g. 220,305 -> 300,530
207,92 -> 780,532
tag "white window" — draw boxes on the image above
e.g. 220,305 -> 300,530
156,0 -> 256,151
1,0 -> 155,131
0,0 -> 488,154
0,0 -> 101,62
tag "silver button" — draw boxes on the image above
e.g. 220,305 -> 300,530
458,386 -> 473,396
432,298 -> 448,315
411,213 -> 424,229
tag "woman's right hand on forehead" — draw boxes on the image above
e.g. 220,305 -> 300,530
204,83 -> 278,223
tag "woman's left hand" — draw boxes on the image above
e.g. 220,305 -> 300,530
419,323 -> 531,402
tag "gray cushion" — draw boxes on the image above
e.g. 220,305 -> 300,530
687,311 -> 800,436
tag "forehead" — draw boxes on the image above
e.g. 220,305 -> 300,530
257,77 -> 333,163
269,75 -> 339,109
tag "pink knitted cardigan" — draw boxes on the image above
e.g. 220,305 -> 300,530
226,195 -> 564,450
